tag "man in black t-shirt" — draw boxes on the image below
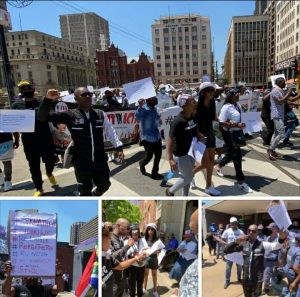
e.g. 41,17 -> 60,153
2,260 -> 64,297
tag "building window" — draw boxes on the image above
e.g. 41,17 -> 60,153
203,61 -> 207,66
192,36 -> 197,40
178,27 -> 182,32
47,71 -> 52,83
203,69 -> 207,74
165,63 -> 170,67
163,28 -> 169,33
157,72 -> 161,76
202,44 -> 206,49
296,32 -> 299,42
164,46 -> 170,50
179,45 -> 183,50
165,54 -> 170,59
193,62 -> 198,66
11,49 -> 14,55
185,27 -> 189,32
155,38 -> 159,43
202,35 -> 206,40
27,64 -> 32,69
47,65 -> 51,69
186,45 -> 189,49
202,25 -> 206,31
192,45 -> 198,49
157,63 -> 161,68
192,26 -> 197,32
155,29 -> 159,34
11,35 -> 14,41
28,71 -> 33,80
156,46 -> 160,51
173,54 -> 177,59
19,42 -> 22,46
27,48 -> 30,53
193,70 -> 198,74
157,55 -> 161,59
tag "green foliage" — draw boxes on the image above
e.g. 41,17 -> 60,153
102,200 -> 142,224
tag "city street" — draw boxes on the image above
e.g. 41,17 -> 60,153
202,245 -> 285,297
1,126 -> 299,197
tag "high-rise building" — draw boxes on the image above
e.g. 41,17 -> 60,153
78,216 -> 98,244
70,221 -> 85,245
224,15 -> 269,87
151,14 -> 212,84
274,1 -> 300,82
254,0 -> 268,15
0,30 -> 96,96
60,13 -> 110,58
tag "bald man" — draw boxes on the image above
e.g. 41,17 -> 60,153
224,224 -> 287,297
38,87 -> 124,196
110,218 -> 135,297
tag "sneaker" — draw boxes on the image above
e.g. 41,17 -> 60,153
3,181 -> 12,192
267,149 -> 277,161
33,189 -> 44,197
237,182 -> 253,193
166,188 -> 174,196
283,140 -> 293,146
153,292 -> 160,297
47,174 -> 57,186
224,282 -> 230,289
214,165 -> 224,177
143,288 -> 148,294
139,161 -> 146,175
205,186 -> 221,196
151,173 -> 164,180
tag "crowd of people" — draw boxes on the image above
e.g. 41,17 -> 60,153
0,77 -> 299,196
102,209 -> 198,297
205,217 -> 300,297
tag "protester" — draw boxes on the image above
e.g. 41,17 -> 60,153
105,90 -> 123,109
282,102 -> 299,146
216,223 -> 225,259
166,94 -> 198,196
38,87 -> 124,196
2,260 -> 64,297
157,84 -> 172,110
102,225 -> 147,296
261,91 -> 274,146
12,80 -> 57,196
166,234 -> 179,250
135,97 -> 163,180
169,230 -> 197,282
222,216 -> 244,289
194,82 -> 221,196
268,77 -> 299,160
62,272 -> 70,292
263,223 -> 280,294
224,224 -> 287,297
206,223 -> 217,256
257,224 -> 267,241
214,88 -> 253,193
143,223 -> 160,297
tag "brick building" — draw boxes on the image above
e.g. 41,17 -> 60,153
95,44 -> 154,88
57,242 -> 74,289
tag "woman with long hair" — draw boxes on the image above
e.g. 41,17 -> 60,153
193,82 -> 221,196
214,88 -> 253,193
143,223 -> 160,297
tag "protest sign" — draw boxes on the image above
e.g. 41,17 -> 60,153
241,112 -> 262,134
249,91 -> 260,112
9,211 -> 57,277
188,137 -> 206,163
87,85 -> 94,93
271,74 -> 285,87
238,94 -> 251,112
225,252 -> 244,266
268,200 -> 292,231
160,106 -> 182,143
62,94 -> 75,103
0,110 -> 35,133
123,77 -> 156,104
146,239 -> 165,256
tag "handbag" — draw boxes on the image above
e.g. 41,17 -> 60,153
63,141 -> 74,169
230,130 -> 246,147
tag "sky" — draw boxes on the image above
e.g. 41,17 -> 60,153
0,200 -> 98,242
7,1 -> 255,71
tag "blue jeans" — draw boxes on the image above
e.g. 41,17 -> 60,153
285,122 -> 297,140
263,259 -> 277,288
216,243 -> 224,258
225,260 -> 242,284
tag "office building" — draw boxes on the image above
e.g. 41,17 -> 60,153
70,221 -> 85,245
151,14 -> 212,84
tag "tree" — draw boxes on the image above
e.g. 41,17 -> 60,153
102,200 -> 142,224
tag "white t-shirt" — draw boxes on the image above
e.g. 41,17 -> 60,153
222,228 -> 244,243
178,240 -> 198,261
219,103 -> 243,131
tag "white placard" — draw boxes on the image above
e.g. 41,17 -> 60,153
146,239 -> 165,256
271,74 -> 286,87
0,110 -> 35,132
59,91 -> 69,97
123,77 -> 156,104
10,211 -> 57,277
87,85 -> 94,93
249,91 -> 260,112
225,252 -> 244,266
188,137 -> 206,163
268,200 -> 292,231
99,87 -> 111,96
157,249 -> 166,265
241,112 -> 262,134
238,94 -> 251,112
62,94 -> 75,103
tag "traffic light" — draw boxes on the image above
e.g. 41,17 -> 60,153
290,59 -> 296,70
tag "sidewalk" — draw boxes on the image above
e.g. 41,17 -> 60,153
202,245 -> 286,297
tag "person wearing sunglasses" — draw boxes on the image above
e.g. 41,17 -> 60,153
224,224 -> 287,297
38,87 -> 124,196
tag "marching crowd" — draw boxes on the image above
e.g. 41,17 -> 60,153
0,77 -> 299,196
102,209 -> 198,297
205,217 -> 300,297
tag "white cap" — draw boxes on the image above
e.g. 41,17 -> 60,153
199,82 -> 216,93
177,94 -> 190,107
214,83 -> 223,90
159,84 -> 166,90
230,217 -> 238,223
146,223 -> 157,231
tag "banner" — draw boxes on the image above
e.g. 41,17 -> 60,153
10,211 -> 57,277
0,110 -> 35,133
123,77 -> 156,104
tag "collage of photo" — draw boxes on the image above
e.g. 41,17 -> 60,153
0,1 -> 299,297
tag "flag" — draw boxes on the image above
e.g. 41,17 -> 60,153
75,245 -> 98,297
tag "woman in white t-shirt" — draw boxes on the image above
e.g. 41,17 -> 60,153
214,88 -> 253,193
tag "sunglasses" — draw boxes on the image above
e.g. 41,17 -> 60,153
148,228 -> 156,231
248,229 -> 257,233
80,92 -> 93,98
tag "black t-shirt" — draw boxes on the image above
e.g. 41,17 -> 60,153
261,98 -> 271,119
102,255 -> 115,296
14,284 -> 54,297
0,133 -> 13,144
169,112 -> 197,157
197,103 -> 215,135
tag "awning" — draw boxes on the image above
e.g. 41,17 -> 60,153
286,78 -> 298,84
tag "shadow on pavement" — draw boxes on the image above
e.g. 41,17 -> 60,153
202,259 -> 217,268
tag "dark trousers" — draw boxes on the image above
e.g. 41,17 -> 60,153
113,278 -> 126,297
242,278 -> 262,297
217,130 -> 245,182
128,266 -> 145,297
23,147 -> 55,190
261,117 -> 274,145
140,139 -> 162,174
74,162 -> 111,196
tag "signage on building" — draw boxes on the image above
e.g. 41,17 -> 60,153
0,9 -> 12,29
275,56 -> 300,71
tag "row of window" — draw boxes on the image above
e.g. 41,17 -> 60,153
155,25 -> 206,34
157,69 -> 207,76
234,21 -> 268,32
157,61 -> 207,67
156,35 -> 206,43
156,44 -> 206,51
162,18 -> 197,24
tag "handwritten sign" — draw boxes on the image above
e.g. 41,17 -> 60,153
160,106 -> 182,143
268,200 -> 292,231
123,77 -> 156,104
0,110 -> 35,132
10,211 -> 57,277
188,137 -> 206,163
241,112 -> 262,134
